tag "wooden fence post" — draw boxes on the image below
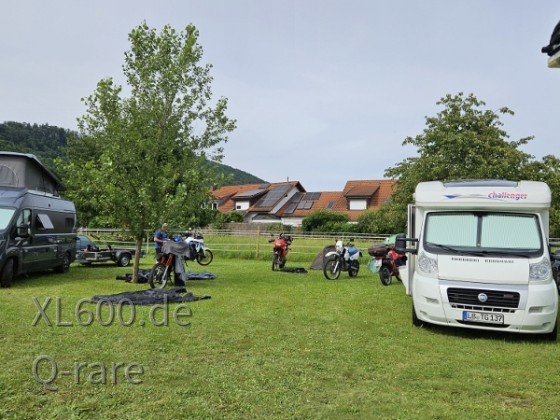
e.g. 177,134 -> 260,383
256,225 -> 260,259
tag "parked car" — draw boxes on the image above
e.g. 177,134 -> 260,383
75,235 -> 143,267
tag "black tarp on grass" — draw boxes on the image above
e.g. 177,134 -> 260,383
116,270 -> 217,283
91,287 -> 211,305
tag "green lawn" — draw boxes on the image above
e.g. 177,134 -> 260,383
1,255 -> 559,419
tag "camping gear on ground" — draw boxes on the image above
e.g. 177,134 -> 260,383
323,239 -> 362,280
91,287 -> 211,305
269,233 -> 293,271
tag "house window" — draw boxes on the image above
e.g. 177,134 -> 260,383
348,199 -> 367,210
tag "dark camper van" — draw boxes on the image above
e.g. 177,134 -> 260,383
0,152 -> 76,287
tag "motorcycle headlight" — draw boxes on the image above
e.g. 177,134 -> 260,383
529,258 -> 551,282
418,252 -> 438,277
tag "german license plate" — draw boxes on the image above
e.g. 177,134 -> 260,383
374,259 -> 382,268
462,311 -> 504,324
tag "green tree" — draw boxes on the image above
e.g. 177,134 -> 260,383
521,155 -> 560,236
302,210 -> 349,232
59,22 -> 236,281
379,92 -> 541,232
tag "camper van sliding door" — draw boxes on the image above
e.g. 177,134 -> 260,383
30,211 -> 58,269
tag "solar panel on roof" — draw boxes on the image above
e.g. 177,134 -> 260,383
304,192 -> 320,200
255,184 -> 291,207
234,189 -> 265,198
285,203 -> 297,214
290,192 -> 303,202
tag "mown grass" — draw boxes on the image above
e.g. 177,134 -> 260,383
1,251 -> 559,419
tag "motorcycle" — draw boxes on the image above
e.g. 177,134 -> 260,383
367,242 -> 407,286
323,239 -> 362,280
552,249 -> 560,294
149,240 -> 191,289
269,233 -> 293,271
183,231 -> 214,266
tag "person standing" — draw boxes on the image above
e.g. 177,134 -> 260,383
153,223 -> 169,253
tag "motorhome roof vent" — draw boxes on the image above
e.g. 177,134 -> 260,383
443,180 -> 518,188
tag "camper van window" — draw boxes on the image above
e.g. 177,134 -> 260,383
36,213 -> 54,230
65,217 -> 75,229
0,208 -> 16,230
424,211 -> 542,254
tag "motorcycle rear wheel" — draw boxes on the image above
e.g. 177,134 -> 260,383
149,263 -> 171,289
324,257 -> 342,280
348,260 -> 360,278
379,266 -> 392,286
197,249 -> 213,266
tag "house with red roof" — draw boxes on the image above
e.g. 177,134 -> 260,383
211,179 -> 396,227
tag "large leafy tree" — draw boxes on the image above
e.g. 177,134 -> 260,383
58,22 -> 236,281
368,92 -> 560,234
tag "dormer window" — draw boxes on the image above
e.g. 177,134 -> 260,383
348,198 -> 367,210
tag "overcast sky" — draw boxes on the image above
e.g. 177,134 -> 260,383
1,1 -> 559,191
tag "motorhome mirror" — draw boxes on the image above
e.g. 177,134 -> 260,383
16,224 -> 29,238
395,235 -> 418,255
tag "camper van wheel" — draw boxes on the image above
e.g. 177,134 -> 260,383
412,304 -> 423,327
55,252 -> 71,274
379,266 -> 391,286
0,259 -> 14,287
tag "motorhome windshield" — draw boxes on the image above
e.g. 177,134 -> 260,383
424,212 -> 542,256
0,208 -> 16,231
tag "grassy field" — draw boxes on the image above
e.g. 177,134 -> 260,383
1,251 -> 559,419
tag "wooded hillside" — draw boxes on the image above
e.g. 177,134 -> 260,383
0,121 -> 265,185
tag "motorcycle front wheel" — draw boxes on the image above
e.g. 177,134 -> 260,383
379,266 -> 392,286
149,263 -> 171,289
197,249 -> 213,266
272,253 -> 280,271
323,257 -> 342,280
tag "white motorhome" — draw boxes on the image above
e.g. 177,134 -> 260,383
396,180 -> 558,340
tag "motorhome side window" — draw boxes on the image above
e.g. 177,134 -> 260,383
35,213 -> 55,230
424,211 -> 542,255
